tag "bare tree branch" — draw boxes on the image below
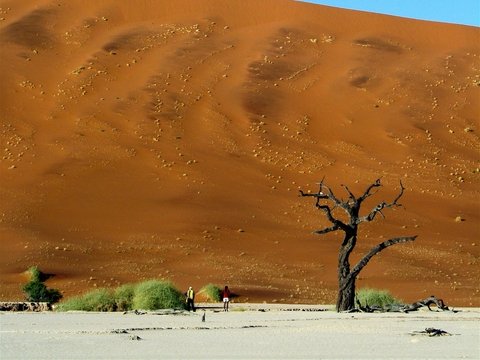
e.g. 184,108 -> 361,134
356,180 -> 405,224
298,190 -> 328,200
358,178 -> 382,203
320,183 -> 342,206
392,179 -> 406,205
319,205 -> 351,232
402,296 -> 450,312
348,235 -> 417,282
314,224 -> 340,235
320,182 -> 354,216
300,178 -> 353,217
341,184 -> 356,203
316,203 -> 336,221
299,189 -> 350,232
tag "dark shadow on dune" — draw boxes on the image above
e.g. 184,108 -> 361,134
350,75 -> 370,88
353,37 -> 403,53
102,28 -> 153,52
1,8 -> 55,49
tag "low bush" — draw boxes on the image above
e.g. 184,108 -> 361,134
114,283 -> 136,311
57,279 -> 186,311
355,288 -> 402,308
23,266 -> 62,304
199,284 -> 222,302
132,280 -> 186,310
23,281 -> 62,303
27,266 -> 42,282
57,288 -> 116,312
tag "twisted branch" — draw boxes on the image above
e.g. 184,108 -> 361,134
314,224 -> 340,235
358,178 -> 382,203
357,180 -> 405,224
341,184 -> 357,203
348,235 -> 417,282
299,188 -> 349,232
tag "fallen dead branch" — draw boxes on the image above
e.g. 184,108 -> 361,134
351,296 -> 458,313
401,295 -> 453,313
410,328 -> 452,337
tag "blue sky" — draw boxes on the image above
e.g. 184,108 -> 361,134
298,0 -> 480,27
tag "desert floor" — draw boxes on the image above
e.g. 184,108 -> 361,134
1,304 -> 479,359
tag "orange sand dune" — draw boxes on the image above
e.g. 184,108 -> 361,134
0,0 -> 479,306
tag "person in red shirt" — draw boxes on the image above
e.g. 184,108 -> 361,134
222,285 -> 231,312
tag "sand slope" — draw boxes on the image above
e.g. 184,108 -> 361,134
0,0 -> 479,305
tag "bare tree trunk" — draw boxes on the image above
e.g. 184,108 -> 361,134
337,278 -> 356,312
337,233 -> 357,312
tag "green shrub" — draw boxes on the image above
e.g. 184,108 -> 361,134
23,281 -> 62,303
356,288 -> 402,308
22,266 -> 62,304
199,283 -> 222,302
57,288 -> 116,311
114,283 -> 136,311
56,296 -> 88,311
132,280 -> 186,310
27,266 -> 42,282
57,279 -> 186,312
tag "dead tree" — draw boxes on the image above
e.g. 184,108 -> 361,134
300,178 -> 417,312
